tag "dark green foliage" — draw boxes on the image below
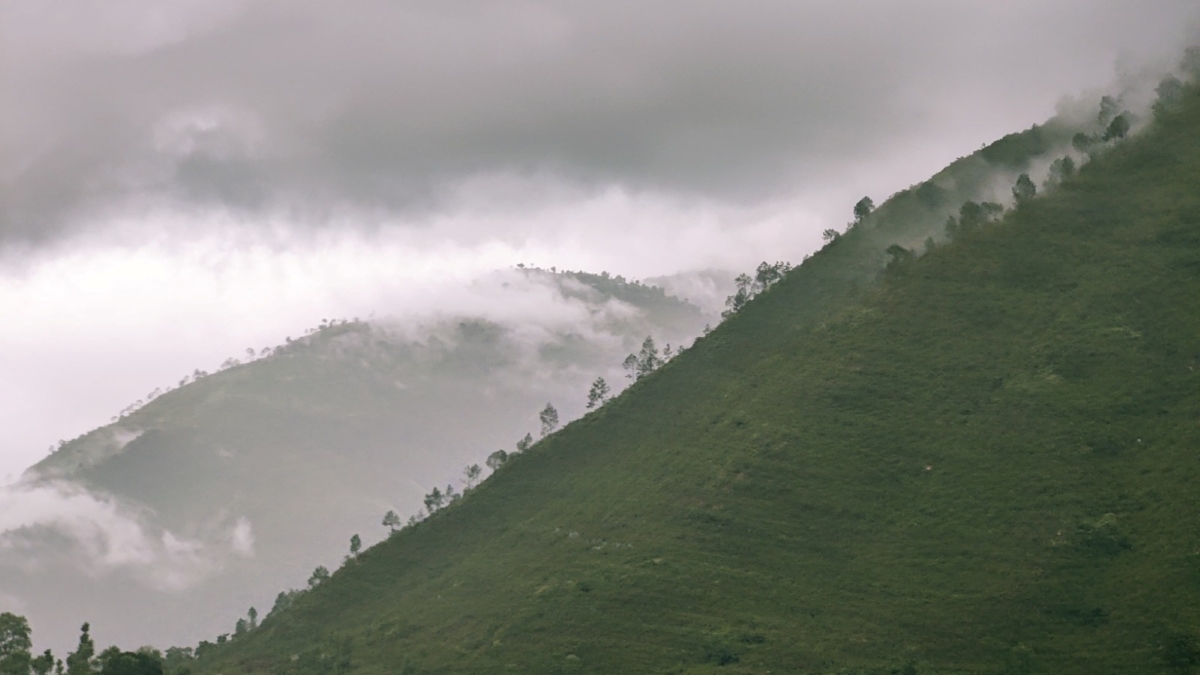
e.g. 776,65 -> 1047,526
1104,113 -> 1131,141
30,651 -> 55,675
97,650 -> 161,675
981,124 -> 1049,168
485,450 -> 508,471
854,196 -> 875,222
190,79 -> 1200,675
381,510 -> 401,534
1163,631 -> 1200,673
515,433 -> 533,453
66,624 -> 95,675
306,567 -> 330,589
1012,173 -> 1036,201
585,377 -> 610,409
0,614 -> 32,675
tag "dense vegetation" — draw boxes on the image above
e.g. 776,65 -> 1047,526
116,77 -> 1200,674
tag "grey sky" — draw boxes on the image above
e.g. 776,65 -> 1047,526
4,1 -> 1197,243
1,0 -> 1199,481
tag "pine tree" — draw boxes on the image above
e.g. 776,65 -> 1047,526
586,377 -> 611,409
65,624 -> 94,675
539,403 -> 559,436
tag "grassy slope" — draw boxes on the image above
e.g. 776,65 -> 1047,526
199,91 -> 1200,674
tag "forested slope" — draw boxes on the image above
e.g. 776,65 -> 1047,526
192,86 -> 1200,674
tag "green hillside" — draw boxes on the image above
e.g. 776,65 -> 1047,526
11,270 -> 710,654
187,85 -> 1200,674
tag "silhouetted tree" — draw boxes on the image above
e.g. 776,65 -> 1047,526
0,613 -> 32,675
821,228 -> 841,244
463,464 -> 482,490
486,450 -> 508,471
247,607 -> 257,630
1012,173 -> 1036,202
66,624 -> 95,675
31,650 -> 55,675
349,534 -> 361,557
722,274 -> 753,318
539,404 -> 559,436
1104,113 -> 1130,141
635,337 -> 661,379
234,619 -> 247,637
97,650 -> 161,675
269,591 -> 298,617
423,487 -> 445,512
382,510 -> 401,534
307,566 -> 330,588
853,196 -> 875,222
586,377 -> 610,409
515,433 -> 533,453
622,353 -> 639,379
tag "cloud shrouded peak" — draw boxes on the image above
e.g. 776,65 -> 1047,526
3,0 -> 1198,245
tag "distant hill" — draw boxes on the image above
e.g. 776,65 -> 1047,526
181,76 -> 1200,672
3,268 -> 713,653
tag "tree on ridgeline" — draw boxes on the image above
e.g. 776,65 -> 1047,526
66,624 -> 95,675
0,613 -> 32,675
486,450 -> 508,471
539,404 -> 559,437
853,196 -> 875,223
722,274 -> 753,318
96,649 -> 161,675
349,534 -> 362,557
586,377 -> 610,409
423,487 -> 445,513
382,510 -> 401,534
634,337 -> 662,379
307,566 -> 330,588
248,607 -> 258,630
515,433 -> 533,453
463,464 -> 482,490
622,353 -> 639,379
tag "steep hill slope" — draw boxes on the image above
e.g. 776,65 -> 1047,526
4,270 -> 711,653
193,86 -> 1200,674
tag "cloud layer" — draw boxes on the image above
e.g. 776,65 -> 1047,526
4,0 -> 1198,245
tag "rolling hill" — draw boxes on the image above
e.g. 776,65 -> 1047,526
5,269 -> 713,653
179,76 -> 1200,673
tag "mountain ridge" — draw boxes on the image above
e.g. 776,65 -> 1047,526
182,78 -> 1200,674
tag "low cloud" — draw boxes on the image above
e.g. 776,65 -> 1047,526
0,480 -> 251,591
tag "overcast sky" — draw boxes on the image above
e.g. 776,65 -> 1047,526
2,0 -> 1198,481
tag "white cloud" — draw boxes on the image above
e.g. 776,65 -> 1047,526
0,480 -> 244,591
